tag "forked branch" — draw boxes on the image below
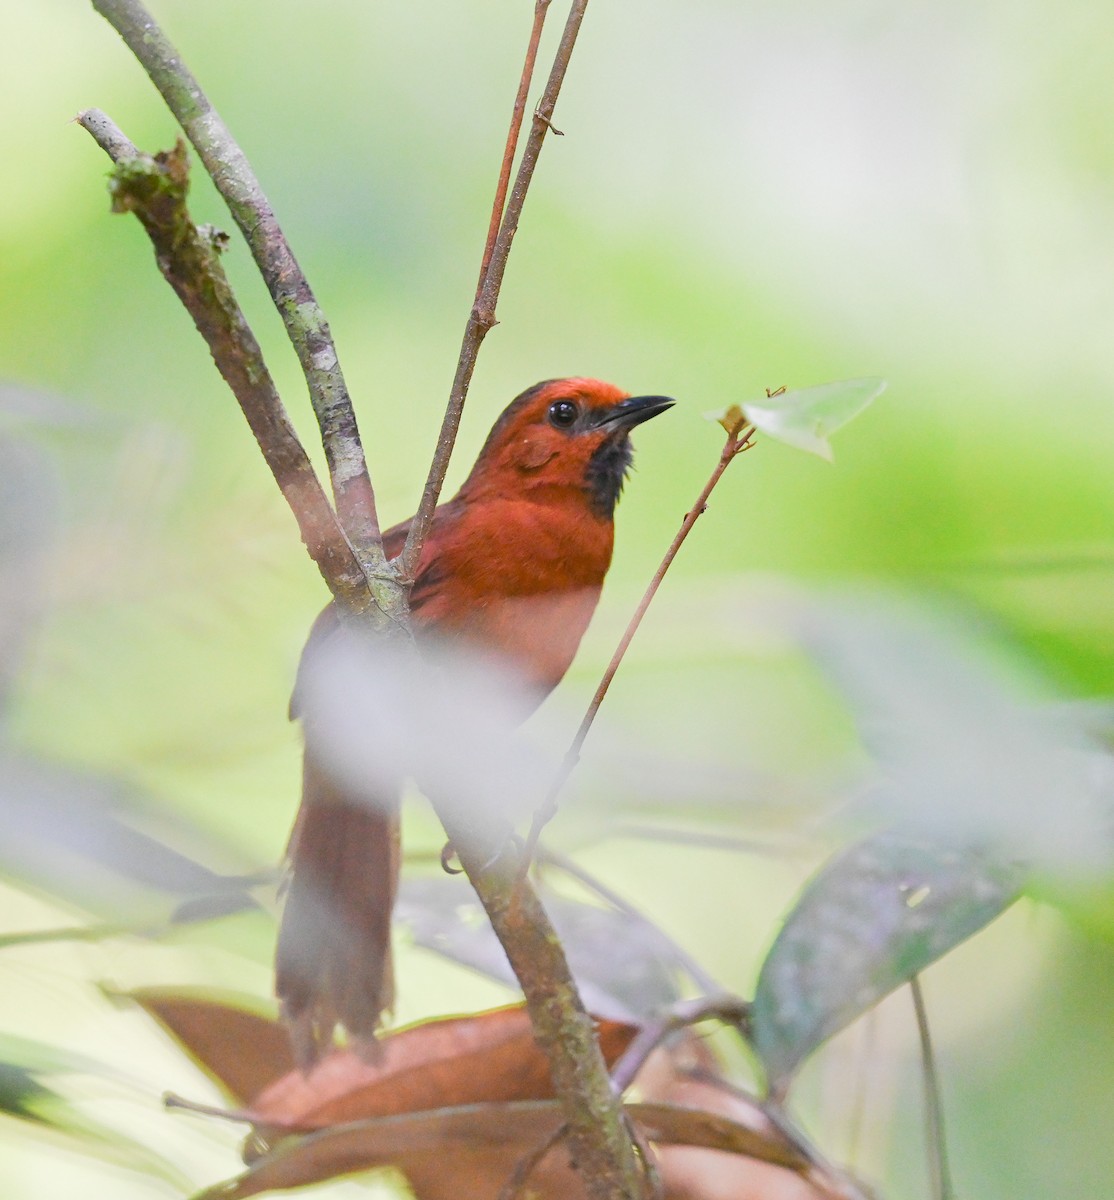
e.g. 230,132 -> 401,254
85,3 -> 650,1196
76,112 -> 373,614
91,0 -> 387,573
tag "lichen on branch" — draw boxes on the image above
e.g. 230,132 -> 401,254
80,117 -> 376,618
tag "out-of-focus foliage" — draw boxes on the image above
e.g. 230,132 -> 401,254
3,1 -> 1114,1197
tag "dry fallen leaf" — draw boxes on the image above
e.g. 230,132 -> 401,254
130,988 -> 295,1106
146,992 -> 858,1199
194,1099 -> 813,1200
249,1005 -> 639,1130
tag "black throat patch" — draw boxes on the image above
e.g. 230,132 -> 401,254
585,434 -> 634,518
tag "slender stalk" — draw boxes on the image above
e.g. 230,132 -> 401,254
609,996 -> 752,1094
497,1123 -> 569,1200
476,1 -> 553,300
91,0 -> 387,576
398,0 -> 591,583
518,422 -> 757,872
77,112 -> 375,615
911,977 -> 954,1200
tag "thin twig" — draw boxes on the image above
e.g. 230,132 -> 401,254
398,0 -> 591,583
497,1122 -> 569,1200
911,976 -> 954,1200
163,1093 -> 254,1124
605,823 -> 803,857
77,111 -> 375,614
91,0 -> 387,574
609,995 -> 751,1094
625,1113 -> 664,1200
476,1 -> 553,300
517,422 -> 757,877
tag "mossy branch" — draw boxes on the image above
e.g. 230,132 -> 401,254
91,0 -> 387,579
77,114 -> 374,615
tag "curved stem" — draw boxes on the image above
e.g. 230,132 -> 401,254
518,423 -> 757,874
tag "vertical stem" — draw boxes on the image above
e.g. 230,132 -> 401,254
445,830 -> 649,1200
476,1 -> 553,300
398,0 -> 591,583
911,977 -> 954,1200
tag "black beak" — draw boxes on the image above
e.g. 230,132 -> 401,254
597,394 -> 675,431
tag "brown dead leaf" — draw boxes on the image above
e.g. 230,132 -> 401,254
193,1099 -> 812,1200
147,995 -> 856,1199
249,1005 -> 638,1130
130,988 -> 295,1106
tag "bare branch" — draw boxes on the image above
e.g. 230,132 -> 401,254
398,0 -> 591,583
90,0 -> 386,574
518,422 -> 758,873
88,9 -> 647,1197
445,827 -> 650,1200
77,111 -> 376,615
476,1 -> 553,298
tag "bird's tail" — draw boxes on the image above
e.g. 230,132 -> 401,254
275,740 -> 400,1069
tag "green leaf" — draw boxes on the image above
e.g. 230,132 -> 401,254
0,1036 -> 191,1189
751,830 -> 1023,1096
708,378 -> 885,459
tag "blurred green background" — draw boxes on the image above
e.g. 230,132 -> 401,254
2,0 -> 1113,1196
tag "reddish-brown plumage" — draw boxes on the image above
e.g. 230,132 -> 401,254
277,378 -> 673,1064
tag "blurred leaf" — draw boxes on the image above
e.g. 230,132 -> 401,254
0,753 -> 258,925
0,1032 -> 135,1084
248,1005 -> 637,1131
129,989 -> 295,1106
0,1061 -> 54,1123
0,1034 -> 191,1189
0,384 -> 111,439
706,379 -> 885,460
193,1098 -> 812,1200
797,598 -> 1114,873
299,631 -> 550,850
397,876 -> 687,1021
751,830 -> 1023,1094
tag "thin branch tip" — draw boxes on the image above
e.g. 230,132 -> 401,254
517,412 -> 759,877
399,0 -> 591,581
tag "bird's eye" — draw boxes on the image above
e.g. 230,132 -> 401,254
547,399 -> 580,429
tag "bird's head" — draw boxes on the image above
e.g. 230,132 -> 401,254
460,378 -> 674,517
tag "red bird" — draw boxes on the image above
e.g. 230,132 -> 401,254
276,378 -> 673,1063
